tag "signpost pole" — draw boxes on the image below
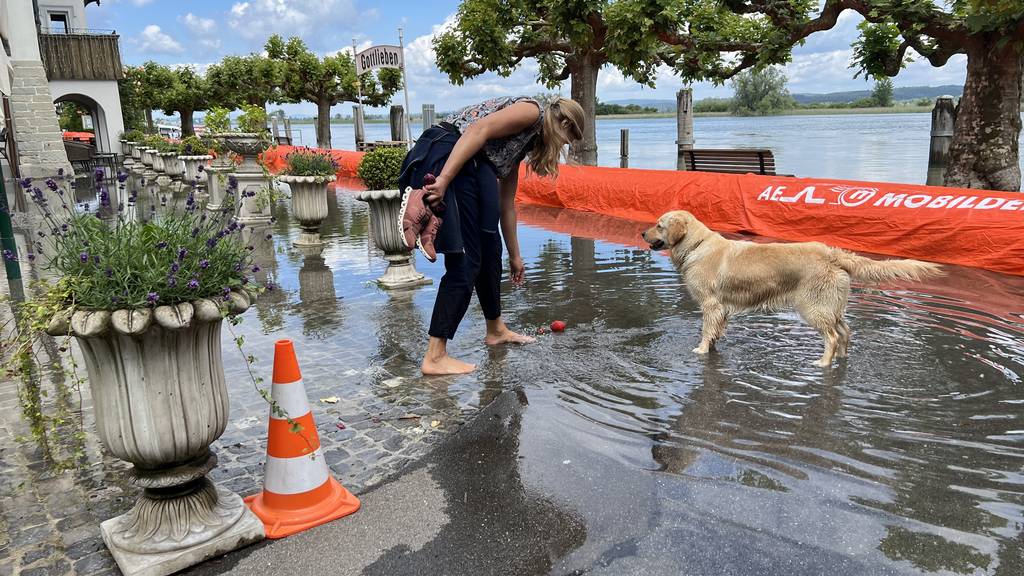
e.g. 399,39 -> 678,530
352,38 -> 364,148
398,27 -> 413,149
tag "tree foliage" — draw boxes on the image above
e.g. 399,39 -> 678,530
158,66 -> 211,136
729,67 -> 794,116
125,62 -> 174,133
265,35 -> 401,148
206,54 -> 285,109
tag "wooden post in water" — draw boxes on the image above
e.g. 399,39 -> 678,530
390,105 -> 405,142
353,105 -> 365,149
284,118 -> 292,145
620,128 -> 629,168
676,88 -> 695,170
271,117 -> 280,144
927,96 -> 957,186
422,104 -> 435,129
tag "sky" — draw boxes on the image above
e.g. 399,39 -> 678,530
84,0 -> 969,118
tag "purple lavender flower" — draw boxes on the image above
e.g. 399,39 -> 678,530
187,278 -> 200,290
265,233 -> 272,240
167,276 -> 177,287
199,259 -> 210,269
228,175 -> 238,189
94,168 -> 105,181
170,262 -> 180,274
61,223 -> 69,232
234,262 -> 244,271
206,237 -> 218,249
92,255 -> 101,264
57,168 -> 64,177
265,281 -> 275,292
2,249 -> 16,262
177,248 -> 188,261
19,178 -> 31,189
79,252 -> 89,263
146,292 -> 159,304
221,286 -> 231,301
105,267 -> 113,277
117,171 -> 129,183
197,164 -> 205,172
251,265 -> 261,273
27,253 -> 35,262
156,241 -> 168,249
45,178 -> 59,191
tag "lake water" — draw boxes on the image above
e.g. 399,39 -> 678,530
287,113 -> 1024,187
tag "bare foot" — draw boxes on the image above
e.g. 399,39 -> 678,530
485,328 -> 536,346
422,354 -> 476,375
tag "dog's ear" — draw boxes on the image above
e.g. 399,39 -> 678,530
665,213 -> 687,246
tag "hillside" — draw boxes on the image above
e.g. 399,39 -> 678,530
608,85 -> 963,111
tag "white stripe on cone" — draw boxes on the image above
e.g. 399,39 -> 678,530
264,447 -> 330,495
271,378 -> 312,420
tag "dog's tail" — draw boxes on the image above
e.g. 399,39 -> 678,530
830,249 -> 943,284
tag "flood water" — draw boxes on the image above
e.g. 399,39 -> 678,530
288,113 -> 1024,187
4,177 -> 1024,574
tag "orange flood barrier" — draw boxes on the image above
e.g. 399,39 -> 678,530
264,146 -> 1024,276
516,165 -> 1024,277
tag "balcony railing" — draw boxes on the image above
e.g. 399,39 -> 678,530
38,31 -> 123,81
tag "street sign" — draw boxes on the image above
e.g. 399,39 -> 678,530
354,45 -> 403,75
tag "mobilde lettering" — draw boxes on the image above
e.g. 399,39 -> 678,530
757,185 -> 1024,211
356,45 -> 402,74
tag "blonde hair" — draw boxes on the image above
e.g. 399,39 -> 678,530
527,97 -> 584,177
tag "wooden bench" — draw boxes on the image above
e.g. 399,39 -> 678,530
680,148 -> 777,175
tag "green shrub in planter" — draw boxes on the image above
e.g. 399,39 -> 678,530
205,107 -> 231,133
357,147 -> 406,190
284,148 -> 338,177
124,129 -> 145,142
180,135 -> 211,156
237,104 -> 268,134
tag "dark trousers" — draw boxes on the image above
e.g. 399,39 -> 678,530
427,160 -> 503,340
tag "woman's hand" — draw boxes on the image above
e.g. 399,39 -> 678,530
510,255 -> 525,285
423,174 -> 450,208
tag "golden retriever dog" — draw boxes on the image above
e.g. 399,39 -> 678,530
642,211 -> 943,366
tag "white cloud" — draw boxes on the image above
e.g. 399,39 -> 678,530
132,0 -> 155,5
179,13 -> 220,51
226,0 -> 360,46
137,24 -> 184,55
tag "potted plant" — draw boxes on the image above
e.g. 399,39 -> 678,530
178,135 -> 214,192
140,135 -> 162,170
211,105 -> 274,224
277,148 -> 337,246
202,108 -> 233,210
355,147 -> 430,289
3,174 -> 271,575
156,139 -> 183,180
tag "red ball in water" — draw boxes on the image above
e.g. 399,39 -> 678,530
550,320 -> 566,332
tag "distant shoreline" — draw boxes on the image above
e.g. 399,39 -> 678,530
281,105 -> 933,126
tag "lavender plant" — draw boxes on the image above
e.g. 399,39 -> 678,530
283,148 -> 338,178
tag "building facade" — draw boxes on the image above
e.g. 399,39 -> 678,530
1,0 -> 125,178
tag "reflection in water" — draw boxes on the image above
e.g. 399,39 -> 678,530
293,244 -> 341,338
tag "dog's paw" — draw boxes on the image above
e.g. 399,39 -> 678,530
813,359 -> 832,368
692,346 -> 710,355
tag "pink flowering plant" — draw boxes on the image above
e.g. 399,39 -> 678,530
282,148 -> 338,178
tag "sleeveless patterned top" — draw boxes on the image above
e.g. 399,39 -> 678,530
442,96 -> 545,179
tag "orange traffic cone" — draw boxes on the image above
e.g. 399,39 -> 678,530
245,339 -> 361,538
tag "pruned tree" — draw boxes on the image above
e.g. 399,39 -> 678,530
872,77 -> 895,107
265,35 -> 401,149
609,0 -> 1024,191
729,67 -> 795,115
206,54 -> 285,110
126,62 -> 174,133
158,66 -> 210,136
435,0 -> 667,165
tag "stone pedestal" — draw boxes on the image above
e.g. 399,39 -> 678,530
214,133 -> 271,224
204,165 -> 232,211
45,298 -> 265,576
356,188 -> 431,289
8,60 -> 73,178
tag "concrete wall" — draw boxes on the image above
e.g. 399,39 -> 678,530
4,0 -> 41,60
51,80 -> 124,154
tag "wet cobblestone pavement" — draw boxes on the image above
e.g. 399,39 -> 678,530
1,180 -> 511,576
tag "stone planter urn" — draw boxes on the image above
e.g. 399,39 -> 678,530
140,148 -> 155,168
356,188 -> 430,289
45,292 -> 264,576
213,133 -> 271,224
139,149 -> 158,181
278,175 -> 334,246
122,141 -> 137,170
132,144 -> 144,161
179,155 -> 213,195
151,151 -> 167,174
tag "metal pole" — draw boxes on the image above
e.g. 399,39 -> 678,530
0,163 -> 23,284
619,128 -> 629,168
353,38 -> 365,149
398,27 -> 413,148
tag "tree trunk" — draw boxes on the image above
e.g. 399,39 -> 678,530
568,55 -> 599,166
180,109 -> 195,136
145,109 -> 154,133
944,42 -> 1022,191
316,99 -> 332,149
